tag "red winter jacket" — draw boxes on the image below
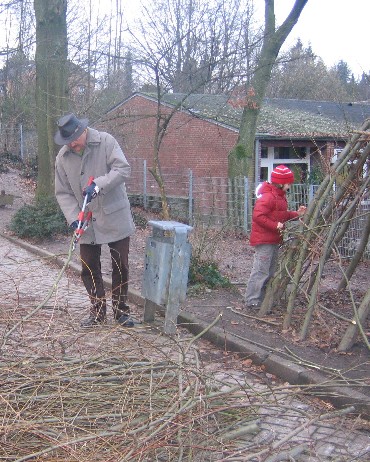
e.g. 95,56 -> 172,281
249,182 -> 299,246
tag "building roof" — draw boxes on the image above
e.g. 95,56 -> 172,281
261,98 -> 370,138
111,92 -> 370,139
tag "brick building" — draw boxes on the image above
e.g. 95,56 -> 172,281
98,92 -> 237,179
98,92 -> 370,184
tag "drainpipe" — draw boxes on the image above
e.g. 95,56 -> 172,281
143,159 -> 147,209
20,124 -> 24,161
254,138 -> 260,186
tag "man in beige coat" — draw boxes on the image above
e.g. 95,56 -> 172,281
54,113 -> 136,327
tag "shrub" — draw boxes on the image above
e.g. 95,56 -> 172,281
132,211 -> 148,229
188,256 -> 231,289
0,152 -> 23,173
10,196 -> 68,239
20,157 -> 38,181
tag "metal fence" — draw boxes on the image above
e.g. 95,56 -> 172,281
0,125 -> 36,161
127,158 -> 315,229
338,199 -> 370,258
127,159 -> 370,258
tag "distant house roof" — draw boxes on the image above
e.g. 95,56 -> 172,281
108,92 -> 370,140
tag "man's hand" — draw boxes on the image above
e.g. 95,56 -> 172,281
83,182 -> 100,204
70,220 -> 79,230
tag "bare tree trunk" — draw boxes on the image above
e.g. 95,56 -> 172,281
148,165 -> 170,220
338,287 -> 370,351
228,0 -> 308,230
34,0 -> 68,199
86,0 -> 92,105
148,67 -> 173,221
229,0 -> 308,181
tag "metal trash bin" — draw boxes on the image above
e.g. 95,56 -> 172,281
142,220 -> 193,334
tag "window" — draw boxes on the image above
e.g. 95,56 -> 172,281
274,146 -> 307,159
260,145 -> 310,185
260,167 -> 268,181
331,148 -> 343,163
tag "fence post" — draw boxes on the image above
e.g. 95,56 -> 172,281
188,169 -> 193,225
309,184 -> 314,203
143,159 -> 147,209
243,177 -> 249,233
19,124 -> 24,161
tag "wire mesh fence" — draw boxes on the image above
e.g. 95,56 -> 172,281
0,124 -> 37,161
127,159 -> 317,229
1,143 -> 367,259
337,199 -> 370,258
127,159 -> 370,258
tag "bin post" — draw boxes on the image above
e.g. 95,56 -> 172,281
142,220 -> 193,334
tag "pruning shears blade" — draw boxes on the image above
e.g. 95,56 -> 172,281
71,177 -> 94,251
72,211 -> 93,251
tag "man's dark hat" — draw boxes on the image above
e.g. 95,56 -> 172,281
54,113 -> 88,145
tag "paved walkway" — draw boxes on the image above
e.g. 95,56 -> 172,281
0,233 -> 369,461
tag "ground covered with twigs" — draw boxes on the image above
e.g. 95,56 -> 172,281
0,288 -> 368,461
0,326 -> 265,460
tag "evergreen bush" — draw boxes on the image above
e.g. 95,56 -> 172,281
10,196 -> 68,239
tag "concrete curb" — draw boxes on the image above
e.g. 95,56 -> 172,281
175,312 -> 370,418
1,232 -> 369,418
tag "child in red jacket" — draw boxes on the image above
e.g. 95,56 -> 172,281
245,165 -> 306,309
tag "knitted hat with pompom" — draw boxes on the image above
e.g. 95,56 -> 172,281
270,165 -> 294,184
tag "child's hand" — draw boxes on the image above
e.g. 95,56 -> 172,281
277,222 -> 284,230
297,205 -> 306,216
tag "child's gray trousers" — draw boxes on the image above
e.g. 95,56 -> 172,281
245,244 -> 279,306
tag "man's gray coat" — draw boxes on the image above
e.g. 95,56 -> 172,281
55,127 -> 135,245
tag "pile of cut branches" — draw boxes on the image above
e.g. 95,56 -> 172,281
0,345 -> 262,461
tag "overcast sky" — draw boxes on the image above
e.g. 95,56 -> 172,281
1,0 -> 368,79
118,0 -> 370,79
273,0 -> 368,77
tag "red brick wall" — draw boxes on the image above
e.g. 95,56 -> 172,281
98,94 -> 238,179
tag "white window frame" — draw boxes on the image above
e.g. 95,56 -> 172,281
331,148 -> 343,164
260,146 -> 310,183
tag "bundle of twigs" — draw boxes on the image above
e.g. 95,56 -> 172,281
0,340 -> 359,462
0,343 -> 263,461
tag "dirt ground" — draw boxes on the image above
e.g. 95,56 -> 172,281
0,167 -> 369,390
